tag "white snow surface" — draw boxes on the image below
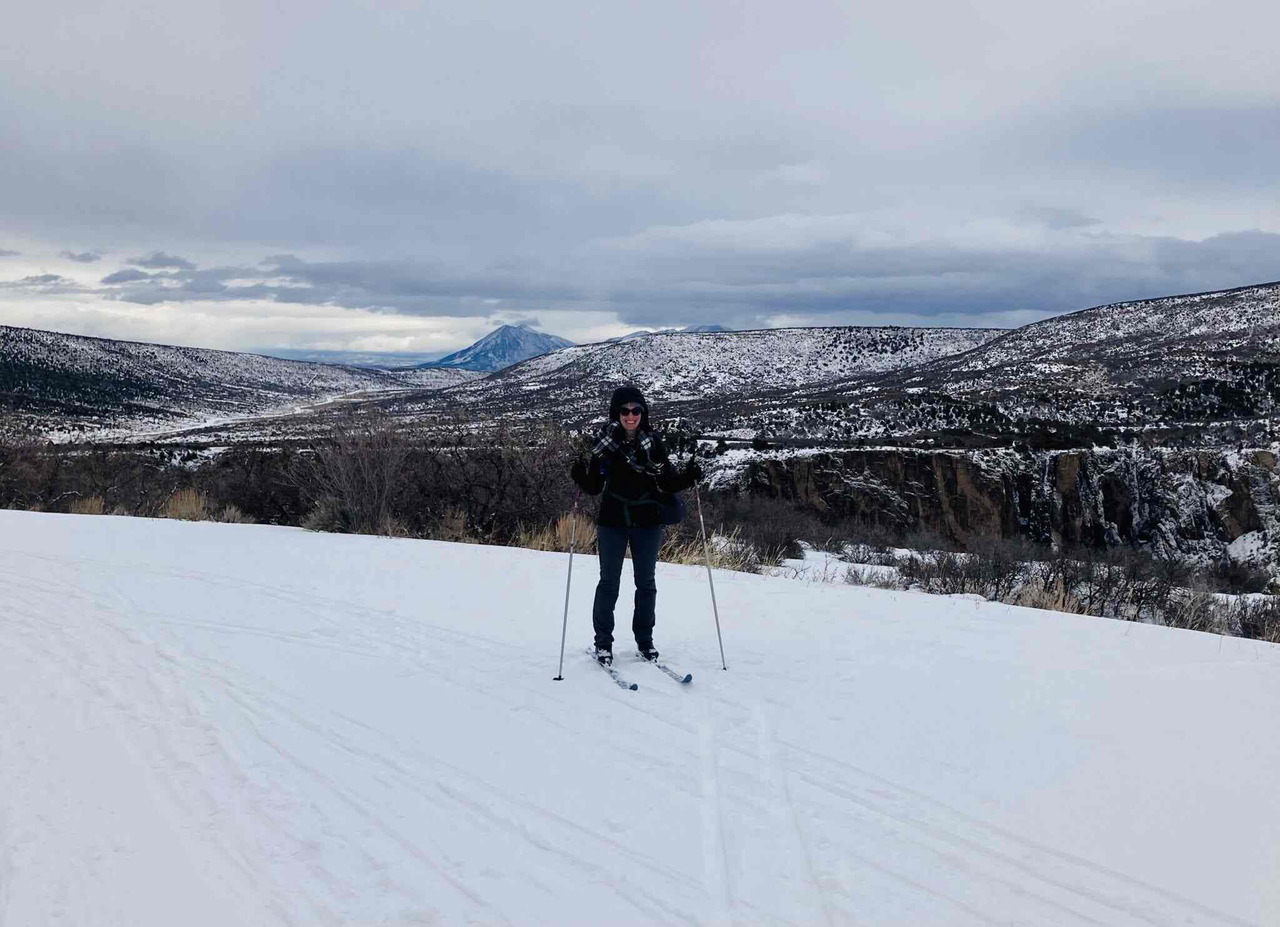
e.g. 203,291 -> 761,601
2,511 -> 1277,926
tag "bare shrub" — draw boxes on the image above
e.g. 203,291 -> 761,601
697,493 -> 828,563
842,565 -> 901,589
0,429 -> 55,511
197,447 -> 302,525
1233,596 -> 1280,643
164,487 -> 208,521
1200,559 -> 1272,595
898,550 -> 983,596
69,495 -> 105,515
967,537 -> 1034,602
836,540 -> 899,567
215,504 -> 257,524
1011,574 -> 1085,613
291,412 -> 410,536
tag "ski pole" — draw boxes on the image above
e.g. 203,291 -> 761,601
694,483 -> 727,670
553,486 -> 581,681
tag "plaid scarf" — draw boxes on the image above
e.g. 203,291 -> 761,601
591,422 -> 664,477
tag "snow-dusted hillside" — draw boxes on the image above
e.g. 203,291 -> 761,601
0,325 -> 477,440
433,325 -> 1003,424
3,511 -> 1276,925
426,323 -> 575,372
727,282 -> 1280,443
607,324 -> 731,342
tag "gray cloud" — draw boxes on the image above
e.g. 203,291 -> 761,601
60,250 -> 102,262
0,249 -> 20,257
80,228 -> 1280,337
129,251 -> 196,271
101,268 -> 157,284
2,273 -> 74,289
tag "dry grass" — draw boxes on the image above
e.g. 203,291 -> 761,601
660,526 -> 764,572
69,496 -> 106,515
1163,587 -> 1224,633
513,511 -> 597,553
507,514 -> 767,574
163,487 -> 208,521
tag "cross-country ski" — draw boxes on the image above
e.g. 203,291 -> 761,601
638,654 -> 692,685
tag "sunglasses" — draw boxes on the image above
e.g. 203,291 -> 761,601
618,405 -> 643,416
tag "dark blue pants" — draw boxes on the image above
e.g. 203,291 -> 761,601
593,525 -> 662,649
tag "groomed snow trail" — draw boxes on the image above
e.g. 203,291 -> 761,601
2,511 -> 1277,926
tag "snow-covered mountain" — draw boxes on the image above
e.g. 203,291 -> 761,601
3,510 -> 1275,925
424,323 -> 575,372
727,281 -> 1280,444
432,325 -> 1004,424
0,324 -> 476,440
10,279 -> 1278,448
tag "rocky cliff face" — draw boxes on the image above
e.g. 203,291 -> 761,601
734,446 -> 1280,580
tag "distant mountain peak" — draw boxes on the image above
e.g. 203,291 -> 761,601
424,323 -> 575,372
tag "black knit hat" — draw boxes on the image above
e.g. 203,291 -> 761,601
609,385 -> 650,430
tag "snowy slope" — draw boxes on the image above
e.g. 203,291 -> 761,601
0,324 -> 476,439
2,511 -> 1277,926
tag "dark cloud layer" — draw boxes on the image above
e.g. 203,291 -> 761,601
80,230 -> 1280,334
0,249 -> 21,257
60,250 -> 101,263
101,268 -> 156,284
129,251 -> 197,271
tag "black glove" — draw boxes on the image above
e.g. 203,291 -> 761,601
683,460 -> 703,484
570,457 -> 588,487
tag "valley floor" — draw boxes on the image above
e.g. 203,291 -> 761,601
1,512 -> 1277,925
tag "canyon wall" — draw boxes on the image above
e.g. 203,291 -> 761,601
735,446 -> 1279,579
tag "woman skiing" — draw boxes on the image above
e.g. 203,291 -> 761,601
570,386 -> 702,666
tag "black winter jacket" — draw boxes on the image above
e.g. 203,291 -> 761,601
578,432 -> 694,529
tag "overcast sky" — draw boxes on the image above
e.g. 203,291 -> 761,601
2,0 -> 1278,354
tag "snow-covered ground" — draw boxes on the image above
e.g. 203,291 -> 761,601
2,511 -> 1277,926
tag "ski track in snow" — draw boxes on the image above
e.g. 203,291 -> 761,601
2,511 -> 1278,926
